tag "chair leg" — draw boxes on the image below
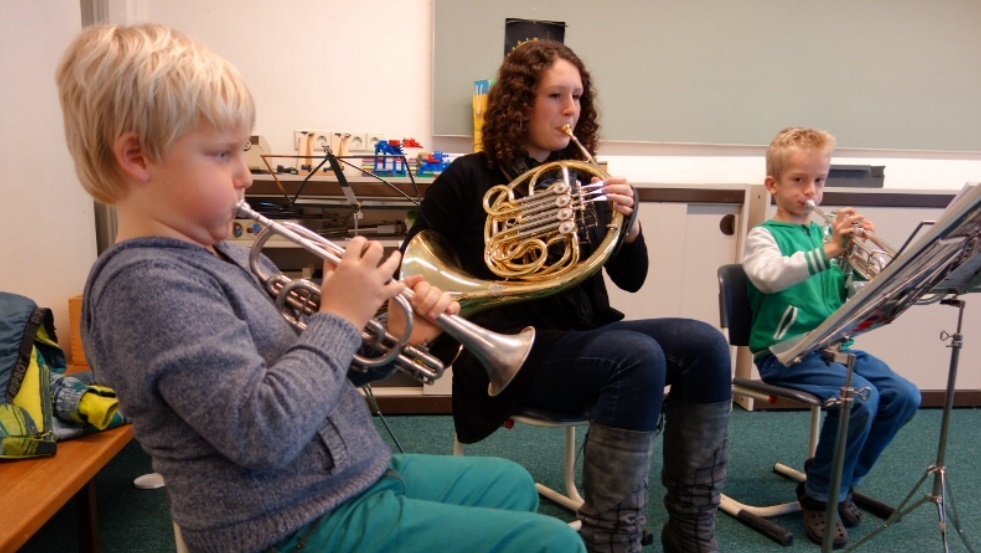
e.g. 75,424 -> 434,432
533,425 -> 584,511
453,424 -> 586,524
174,521 -> 190,553
719,494 -> 796,546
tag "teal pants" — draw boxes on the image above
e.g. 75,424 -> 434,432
270,454 -> 585,553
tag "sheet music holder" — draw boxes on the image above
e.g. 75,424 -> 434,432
770,182 -> 981,366
766,182 -> 981,552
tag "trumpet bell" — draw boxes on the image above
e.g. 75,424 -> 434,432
485,326 -> 536,396
401,230 -> 536,396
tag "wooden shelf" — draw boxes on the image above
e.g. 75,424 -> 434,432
248,173 -> 433,205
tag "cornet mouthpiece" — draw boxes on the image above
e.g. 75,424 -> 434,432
805,199 -> 817,209
560,124 -> 573,137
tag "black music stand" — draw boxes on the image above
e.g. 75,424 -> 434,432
769,183 -> 981,553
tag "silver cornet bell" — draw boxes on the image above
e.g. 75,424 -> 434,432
806,199 -> 897,283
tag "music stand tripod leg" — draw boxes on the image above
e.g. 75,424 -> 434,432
927,298 -> 975,553
845,297 -> 976,553
820,347 -> 856,553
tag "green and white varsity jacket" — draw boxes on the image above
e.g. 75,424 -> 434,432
743,220 -> 849,360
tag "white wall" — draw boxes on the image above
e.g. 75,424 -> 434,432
142,0 -> 981,190
0,0 -> 92,360
139,0 -> 981,190
140,0 -> 433,164
2,0 -> 979,363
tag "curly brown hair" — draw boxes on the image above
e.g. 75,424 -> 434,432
481,40 -> 599,170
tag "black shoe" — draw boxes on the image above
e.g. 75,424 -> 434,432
802,459 -> 863,528
797,482 -> 848,548
838,491 -> 863,528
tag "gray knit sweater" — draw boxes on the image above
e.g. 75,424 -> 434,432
82,237 -> 392,553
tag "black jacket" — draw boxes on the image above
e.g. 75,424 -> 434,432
402,152 -> 648,443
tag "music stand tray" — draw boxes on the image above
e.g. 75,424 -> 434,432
768,182 -> 981,553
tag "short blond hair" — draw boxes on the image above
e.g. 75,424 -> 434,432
766,127 -> 836,179
55,24 -> 255,204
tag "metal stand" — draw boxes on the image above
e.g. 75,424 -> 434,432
845,297 -> 975,553
819,346 -> 862,553
767,183 -> 981,552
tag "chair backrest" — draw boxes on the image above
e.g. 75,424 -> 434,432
717,264 -> 753,347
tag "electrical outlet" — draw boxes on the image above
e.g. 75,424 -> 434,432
294,130 -> 331,152
346,133 -> 368,152
365,132 -> 385,152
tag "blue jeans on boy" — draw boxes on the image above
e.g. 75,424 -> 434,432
757,349 -> 921,502
524,318 -> 733,432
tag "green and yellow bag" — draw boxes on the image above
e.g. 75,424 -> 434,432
0,292 -> 60,458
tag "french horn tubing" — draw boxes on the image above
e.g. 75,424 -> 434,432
236,201 -> 534,392
401,126 -> 625,318
400,126 -> 628,394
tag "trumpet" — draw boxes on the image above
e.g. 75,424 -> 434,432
806,199 -> 897,281
236,201 -> 534,391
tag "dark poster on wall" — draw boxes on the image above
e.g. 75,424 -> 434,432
504,18 -> 566,57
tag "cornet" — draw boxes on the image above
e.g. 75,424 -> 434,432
236,201 -> 534,393
806,199 -> 897,281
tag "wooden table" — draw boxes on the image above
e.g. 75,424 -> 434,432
0,425 -> 134,553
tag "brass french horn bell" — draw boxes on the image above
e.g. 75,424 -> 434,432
402,124 -> 627,394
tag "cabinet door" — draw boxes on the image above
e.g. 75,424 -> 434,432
605,202 -> 742,327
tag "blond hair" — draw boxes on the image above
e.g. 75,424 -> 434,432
55,24 -> 255,204
766,127 -> 836,179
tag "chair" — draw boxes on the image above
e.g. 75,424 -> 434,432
453,407 -> 588,528
716,263 -> 825,545
717,263 -> 894,546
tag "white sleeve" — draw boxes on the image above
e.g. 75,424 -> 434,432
743,227 -> 816,293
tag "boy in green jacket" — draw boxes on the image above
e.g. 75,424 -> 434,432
743,127 -> 920,547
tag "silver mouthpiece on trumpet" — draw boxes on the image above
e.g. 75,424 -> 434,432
236,201 -> 534,394
805,199 -> 896,281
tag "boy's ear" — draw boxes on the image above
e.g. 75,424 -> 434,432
763,175 -> 777,193
114,132 -> 151,183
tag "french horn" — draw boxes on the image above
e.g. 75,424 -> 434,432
401,127 -> 628,394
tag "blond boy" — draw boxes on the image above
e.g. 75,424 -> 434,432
742,127 -> 920,547
56,24 -> 583,553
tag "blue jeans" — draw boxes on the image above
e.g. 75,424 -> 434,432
269,454 -> 584,553
756,350 -> 921,502
523,318 -> 733,432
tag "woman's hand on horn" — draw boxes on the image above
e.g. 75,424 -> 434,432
601,176 -> 641,243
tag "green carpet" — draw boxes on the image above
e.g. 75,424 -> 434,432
19,407 -> 981,552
